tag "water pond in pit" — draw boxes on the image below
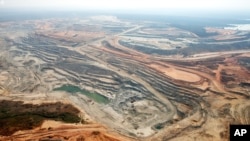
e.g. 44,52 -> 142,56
54,84 -> 110,104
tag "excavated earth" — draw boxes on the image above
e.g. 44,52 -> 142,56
0,17 -> 250,141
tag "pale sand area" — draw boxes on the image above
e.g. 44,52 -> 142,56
149,64 -> 201,82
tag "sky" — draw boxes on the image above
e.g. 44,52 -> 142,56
0,0 -> 250,14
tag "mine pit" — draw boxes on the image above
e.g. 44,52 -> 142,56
0,15 -> 250,141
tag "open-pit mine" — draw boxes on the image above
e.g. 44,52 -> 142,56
0,15 -> 250,141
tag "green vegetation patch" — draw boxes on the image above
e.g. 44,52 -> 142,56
0,114 -> 44,136
0,100 -> 81,136
54,84 -> 110,104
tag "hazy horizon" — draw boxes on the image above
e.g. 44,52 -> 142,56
0,0 -> 250,17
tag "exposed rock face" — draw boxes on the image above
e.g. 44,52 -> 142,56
0,17 -> 249,141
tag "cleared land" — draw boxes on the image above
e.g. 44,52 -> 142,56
149,64 -> 201,82
0,15 -> 249,141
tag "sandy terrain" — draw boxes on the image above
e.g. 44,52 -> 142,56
149,64 -> 201,82
0,17 -> 250,141
0,92 -> 134,141
205,27 -> 245,40
2,121 -> 133,141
